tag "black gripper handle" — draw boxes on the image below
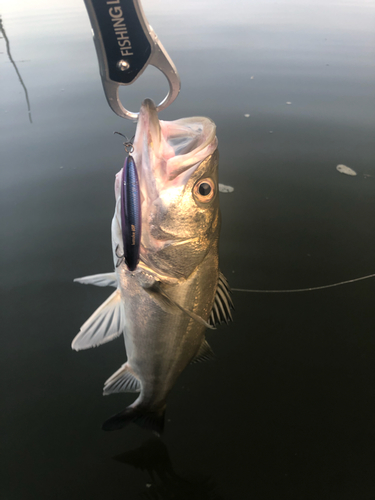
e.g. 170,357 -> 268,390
86,0 -> 152,85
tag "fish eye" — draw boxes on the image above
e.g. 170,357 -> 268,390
194,178 -> 215,203
199,182 -> 211,196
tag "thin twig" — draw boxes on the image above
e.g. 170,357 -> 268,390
0,16 -> 32,123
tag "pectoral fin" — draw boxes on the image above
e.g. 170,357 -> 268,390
144,282 -> 215,330
74,272 -> 117,287
71,289 -> 125,351
208,271 -> 234,326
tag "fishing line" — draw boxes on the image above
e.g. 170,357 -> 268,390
232,272 -> 375,293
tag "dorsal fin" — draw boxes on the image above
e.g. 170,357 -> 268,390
209,271 -> 234,326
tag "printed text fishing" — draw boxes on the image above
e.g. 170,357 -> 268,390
106,0 -> 133,57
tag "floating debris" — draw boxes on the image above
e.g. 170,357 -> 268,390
244,113 -> 250,118
336,164 -> 357,176
286,101 -> 292,105
219,183 -> 234,193
250,76 -> 254,79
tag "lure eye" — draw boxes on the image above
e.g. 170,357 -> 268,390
194,178 -> 215,203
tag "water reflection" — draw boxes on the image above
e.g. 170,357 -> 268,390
114,438 -> 225,500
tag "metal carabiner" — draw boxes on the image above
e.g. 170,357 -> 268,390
84,0 -> 181,121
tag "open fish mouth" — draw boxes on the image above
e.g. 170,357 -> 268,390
114,98 -> 218,224
132,98 -> 218,197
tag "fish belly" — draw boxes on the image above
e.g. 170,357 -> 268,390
117,247 -> 219,409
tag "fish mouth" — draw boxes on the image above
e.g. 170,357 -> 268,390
114,98 -> 218,203
132,98 -> 218,192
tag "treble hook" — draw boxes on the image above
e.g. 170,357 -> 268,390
115,244 -> 125,268
114,131 -> 135,154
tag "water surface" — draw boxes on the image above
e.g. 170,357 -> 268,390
1,1 -> 375,498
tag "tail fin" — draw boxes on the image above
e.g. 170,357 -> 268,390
102,406 -> 166,435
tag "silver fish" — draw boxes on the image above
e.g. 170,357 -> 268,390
72,99 -> 233,433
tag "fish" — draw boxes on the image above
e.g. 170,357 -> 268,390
71,99 -> 233,434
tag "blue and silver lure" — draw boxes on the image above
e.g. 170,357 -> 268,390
118,154 -> 141,271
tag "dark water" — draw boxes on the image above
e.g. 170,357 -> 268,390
1,1 -> 375,498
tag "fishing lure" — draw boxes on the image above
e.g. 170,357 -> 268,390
114,134 -> 141,272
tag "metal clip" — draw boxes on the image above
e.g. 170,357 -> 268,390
84,0 -> 181,121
